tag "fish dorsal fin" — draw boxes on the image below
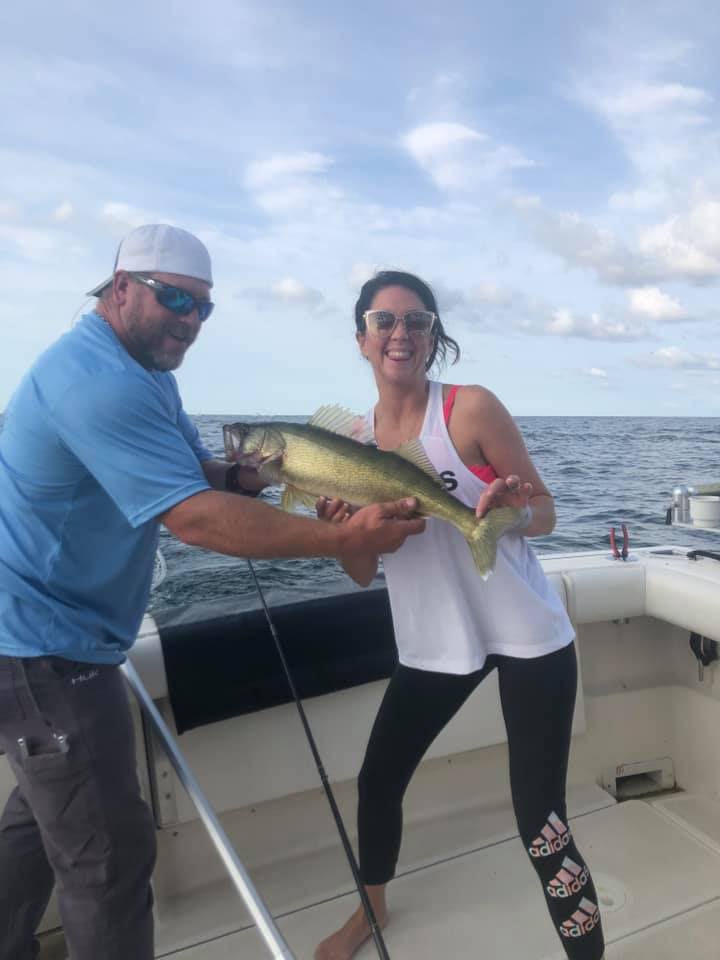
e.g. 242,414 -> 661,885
393,440 -> 444,486
308,404 -> 374,444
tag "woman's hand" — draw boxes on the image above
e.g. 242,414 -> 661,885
316,497 -> 354,523
475,475 -> 533,519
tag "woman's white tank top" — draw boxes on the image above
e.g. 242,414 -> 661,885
372,381 -> 574,674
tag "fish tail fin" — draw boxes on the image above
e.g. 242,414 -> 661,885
465,507 -> 521,579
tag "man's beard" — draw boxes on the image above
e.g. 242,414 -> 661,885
124,304 -> 188,371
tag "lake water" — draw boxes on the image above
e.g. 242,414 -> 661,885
148,414 -> 720,612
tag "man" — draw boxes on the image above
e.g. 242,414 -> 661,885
0,223 -> 423,960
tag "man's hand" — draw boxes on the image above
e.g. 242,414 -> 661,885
337,498 -> 424,556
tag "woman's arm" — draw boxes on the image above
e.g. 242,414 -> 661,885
451,386 -> 556,537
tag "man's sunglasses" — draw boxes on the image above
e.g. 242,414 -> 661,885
129,273 -> 214,322
362,309 -> 436,338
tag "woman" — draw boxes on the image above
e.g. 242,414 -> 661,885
314,271 -> 605,960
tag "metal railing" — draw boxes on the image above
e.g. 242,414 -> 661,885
121,660 -> 296,960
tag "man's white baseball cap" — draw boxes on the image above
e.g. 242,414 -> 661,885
87,223 -> 213,297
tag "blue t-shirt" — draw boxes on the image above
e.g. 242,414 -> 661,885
0,311 -> 213,664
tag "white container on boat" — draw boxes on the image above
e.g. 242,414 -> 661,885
689,495 -> 720,527
672,486 -> 690,524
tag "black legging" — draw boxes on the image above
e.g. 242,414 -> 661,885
357,642 -> 605,960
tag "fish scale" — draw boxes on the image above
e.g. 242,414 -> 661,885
277,427 -> 463,523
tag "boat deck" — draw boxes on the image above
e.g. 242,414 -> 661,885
36,546 -> 720,959
40,787 -> 720,959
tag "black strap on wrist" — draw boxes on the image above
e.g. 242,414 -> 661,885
225,463 -> 260,497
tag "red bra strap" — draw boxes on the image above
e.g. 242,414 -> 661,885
443,384 -> 459,426
444,384 -> 498,483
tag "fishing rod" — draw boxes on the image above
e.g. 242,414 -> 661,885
246,560 -> 391,960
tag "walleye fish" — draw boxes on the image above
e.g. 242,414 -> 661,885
223,405 -> 521,579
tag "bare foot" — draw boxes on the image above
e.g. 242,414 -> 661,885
314,890 -> 388,960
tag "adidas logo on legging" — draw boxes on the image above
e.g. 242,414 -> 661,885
546,857 -> 589,898
559,898 -> 600,938
528,812 -> 572,858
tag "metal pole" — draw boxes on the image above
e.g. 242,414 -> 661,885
121,660 -> 296,960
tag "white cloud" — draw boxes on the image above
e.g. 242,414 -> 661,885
403,122 -> 532,191
238,276 -> 325,309
272,277 -> 324,306
347,263 -> 376,289
0,224 -> 63,260
52,201 -> 74,222
407,71 -> 465,105
428,281 -> 465,313
245,152 -> 332,190
99,202 -> 162,234
634,346 -> 720,370
142,0 -> 316,71
515,191 -> 720,287
638,197 -> 720,282
586,366 -> 610,387
506,292 -> 651,342
513,197 -> 659,287
545,308 -> 647,341
628,286 -> 689,321
244,152 -> 340,214
471,283 -> 514,307
608,187 -> 666,212
593,82 -> 711,120
0,53 -> 119,102
575,38 -> 718,189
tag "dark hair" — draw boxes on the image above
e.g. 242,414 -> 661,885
354,270 -> 460,371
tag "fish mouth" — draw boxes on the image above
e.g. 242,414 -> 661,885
223,423 -> 247,462
222,423 -> 283,468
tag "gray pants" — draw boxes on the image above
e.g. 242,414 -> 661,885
0,655 -> 156,960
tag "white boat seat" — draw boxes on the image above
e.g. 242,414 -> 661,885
646,565 -> 720,642
562,565 -> 646,624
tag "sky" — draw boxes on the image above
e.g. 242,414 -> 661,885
2,0 -> 720,416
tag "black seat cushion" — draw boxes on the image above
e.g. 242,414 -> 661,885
156,588 -> 397,734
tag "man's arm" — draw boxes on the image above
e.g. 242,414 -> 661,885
160,490 -> 424,560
